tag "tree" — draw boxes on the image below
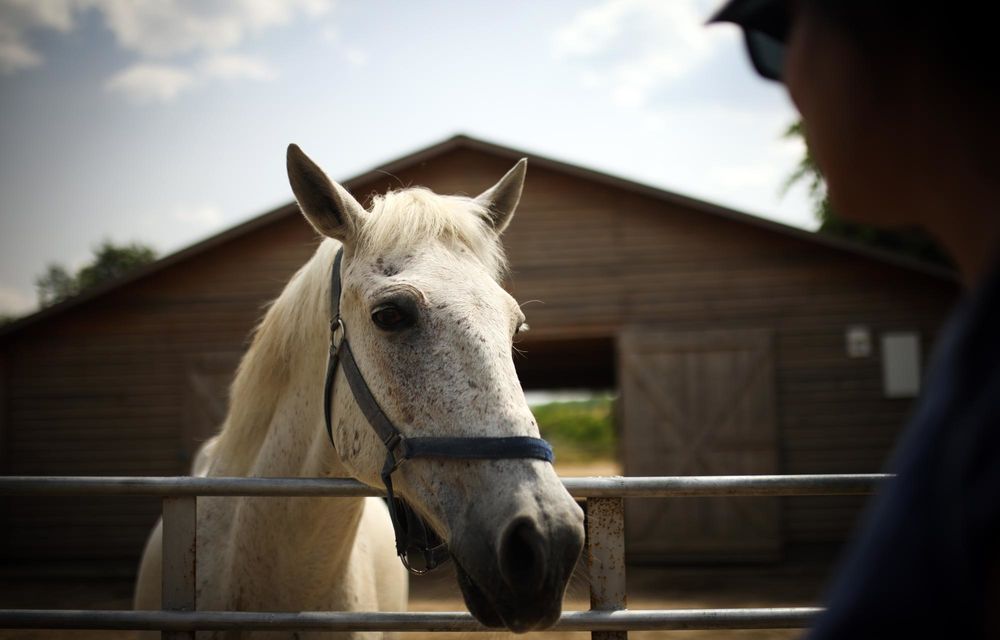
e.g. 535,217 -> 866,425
36,264 -> 79,307
784,120 -> 952,267
36,240 -> 158,307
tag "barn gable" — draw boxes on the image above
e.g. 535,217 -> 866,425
0,135 -> 959,566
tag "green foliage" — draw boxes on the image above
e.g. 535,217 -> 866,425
531,395 -> 616,463
784,120 -> 952,268
783,121 -> 825,204
77,241 -> 157,291
36,264 -> 78,307
36,240 -> 158,307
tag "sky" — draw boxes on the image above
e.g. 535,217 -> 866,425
0,0 -> 811,317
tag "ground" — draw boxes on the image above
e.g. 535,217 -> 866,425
0,461 -> 833,639
0,555 -> 830,640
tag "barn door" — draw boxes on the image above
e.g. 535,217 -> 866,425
619,328 -> 780,561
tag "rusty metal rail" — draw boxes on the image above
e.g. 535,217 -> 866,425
0,473 -> 887,497
0,607 -> 823,631
0,474 -> 889,638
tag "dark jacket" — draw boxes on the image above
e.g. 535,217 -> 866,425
808,264 -> 1000,638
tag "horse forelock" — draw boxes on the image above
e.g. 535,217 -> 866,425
361,188 -> 507,279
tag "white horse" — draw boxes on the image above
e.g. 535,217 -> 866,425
134,144 -> 586,638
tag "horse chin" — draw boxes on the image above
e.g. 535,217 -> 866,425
453,558 -> 562,633
454,560 -> 506,629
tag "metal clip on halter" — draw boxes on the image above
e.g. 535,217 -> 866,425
330,317 -> 344,353
382,433 -> 409,476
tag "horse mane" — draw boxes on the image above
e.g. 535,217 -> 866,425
209,240 -> 334,476
210,187 -> 506,475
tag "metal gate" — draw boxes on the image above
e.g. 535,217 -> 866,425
0,474 -> 886,638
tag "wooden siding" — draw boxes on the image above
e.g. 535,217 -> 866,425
0,214 -> 321,561
0,143 -> 959,564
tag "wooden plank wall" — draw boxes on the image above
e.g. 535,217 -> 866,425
0,211 -> 321,562
0,145 -> 959,564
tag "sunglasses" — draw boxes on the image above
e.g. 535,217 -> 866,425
708,0 -> 792,82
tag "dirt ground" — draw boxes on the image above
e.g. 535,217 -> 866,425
0,461 -> 831,639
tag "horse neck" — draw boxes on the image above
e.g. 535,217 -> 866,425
212,240 -> 349,479
199,242 -> 382,608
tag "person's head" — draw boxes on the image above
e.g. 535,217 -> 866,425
710,1 -> 999,232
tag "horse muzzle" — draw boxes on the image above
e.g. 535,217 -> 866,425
451,509 -> 584,632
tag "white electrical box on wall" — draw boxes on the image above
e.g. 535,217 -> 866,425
881,332 -> 921,398
845,325 -> 872,358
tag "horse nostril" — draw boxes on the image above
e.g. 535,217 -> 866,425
498,518 -> 547,593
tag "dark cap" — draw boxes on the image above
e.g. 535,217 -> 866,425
707,0 -> 790,40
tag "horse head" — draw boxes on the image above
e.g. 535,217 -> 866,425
286,144 -> 585,632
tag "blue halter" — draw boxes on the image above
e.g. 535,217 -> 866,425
323,248 -> 555,574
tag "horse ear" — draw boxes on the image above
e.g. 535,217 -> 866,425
475,158 -> 527,234
287,144 -> 366,243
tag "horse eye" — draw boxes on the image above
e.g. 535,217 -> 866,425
372,305 -> 410,331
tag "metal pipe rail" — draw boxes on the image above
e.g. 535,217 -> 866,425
0,608 -> 823,632
0,473 -> 889,497
0,474 -> 889,638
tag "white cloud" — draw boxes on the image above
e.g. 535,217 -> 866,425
105,63 -> 196,103
136,204 -> 227,244
703,120 -> 807,192
95,0 -> 332,101
106,53 -> 278,103
0,0 -> 333,98
172,204 -> 224,228
320,24 -> 368,68
321,24 -> 339,43
91,0 -> 334,58
553,0 -> 720,108
199,53 -> 276,81
549,0 -> 812,229
0,0 -> 75,73
0,37 -> 41,72
343,47 -> 367,68
709,163 -> 782,190
552,0 -> 632,59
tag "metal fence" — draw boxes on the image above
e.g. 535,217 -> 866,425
0,474 -> 887,638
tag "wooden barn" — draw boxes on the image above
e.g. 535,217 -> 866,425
0,135 -> 959,570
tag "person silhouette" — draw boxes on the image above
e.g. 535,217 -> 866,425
710,1 -> 1000,637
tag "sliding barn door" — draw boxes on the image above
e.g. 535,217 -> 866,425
619,328 -> 780,561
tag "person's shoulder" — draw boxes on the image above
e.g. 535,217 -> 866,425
807,262 -> 1000,639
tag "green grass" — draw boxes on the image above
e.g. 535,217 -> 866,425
530,395 -> 616,463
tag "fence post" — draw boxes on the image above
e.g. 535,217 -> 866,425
161,496 -> 197,640
587,497 -> 627,640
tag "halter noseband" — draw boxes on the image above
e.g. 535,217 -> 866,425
323,248 -> 555,574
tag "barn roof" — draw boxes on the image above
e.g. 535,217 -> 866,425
0,133 -> 955,340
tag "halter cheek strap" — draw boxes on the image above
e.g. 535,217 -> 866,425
322,248 -> 555,574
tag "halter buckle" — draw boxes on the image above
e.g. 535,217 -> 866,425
383,433 -> 409,474
330,317 -> 344,353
